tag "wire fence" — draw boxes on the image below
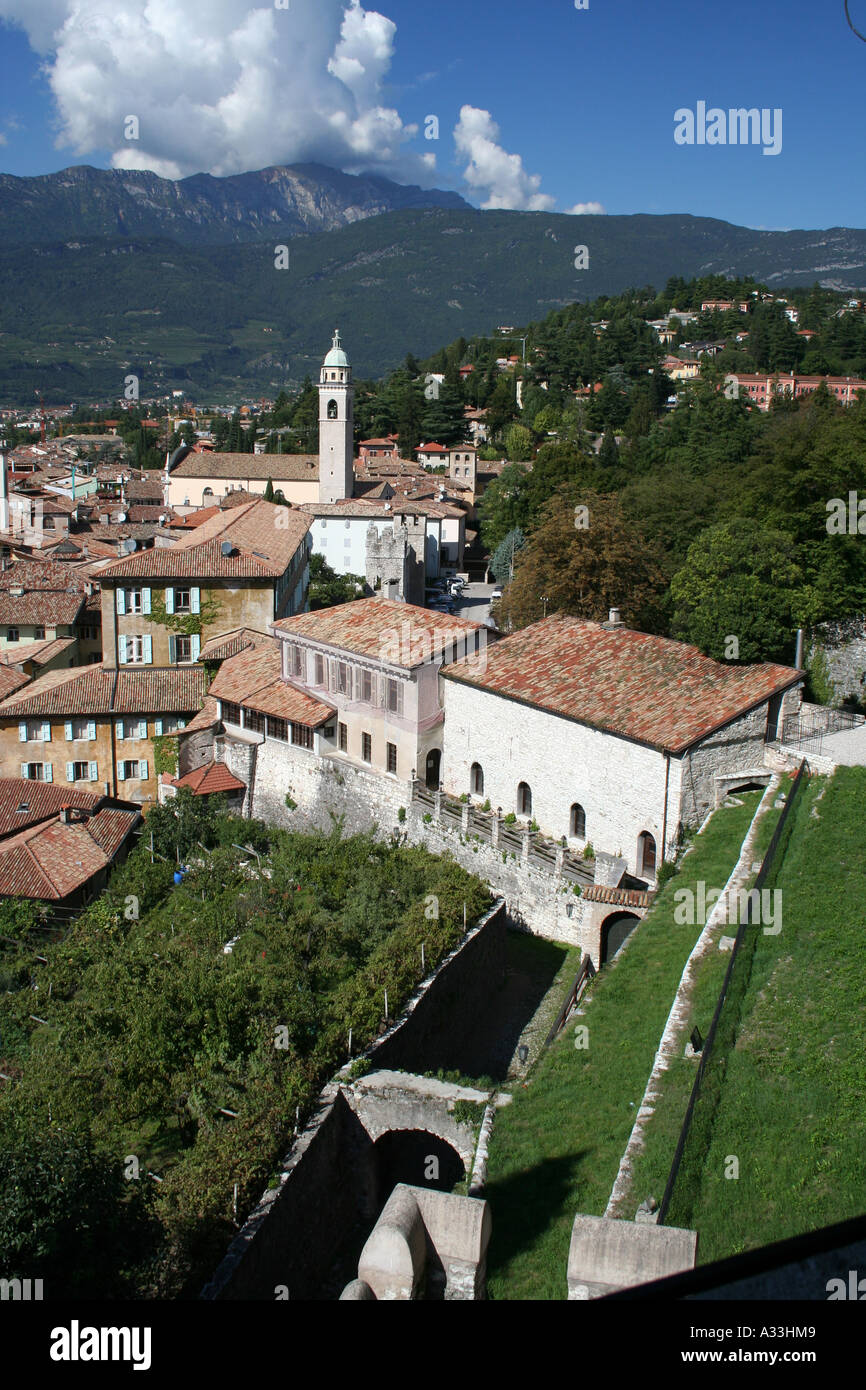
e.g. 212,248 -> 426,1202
657,760 -> 807,1228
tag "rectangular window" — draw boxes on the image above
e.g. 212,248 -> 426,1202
314,654 -> 325,686
126,589 -> 143,614
7,628 -> 19,643
289,645 -> 305,679
291,723 -> 314,750
268,716 -> 288,743
71,761 -> 90,781
362,732 -> 372,763
385,678 -> 403,715
174,635 -> 193,664
243,708 -> 266,735
174,587 -> 191,613
221,701 -> 241,726
339,722 -> 348,752
33,626 -> 45,640
387,742 -> 397,775
121,759 -> 140,780
335,661 -> 351,695
123,635 -> 152,664
361,669 -> 373,703
24,763 -> 45,781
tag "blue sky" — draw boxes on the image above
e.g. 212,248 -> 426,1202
1,0 -> 864,229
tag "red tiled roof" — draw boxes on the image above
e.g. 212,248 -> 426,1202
0,664 -> 206,719
443,616 -> 801,754
417,442 -> 448,453
0,590 -> 83,626
0,778 -> 104,839
181,696 -> 221,734
173,761 -> 245,796
0,636 -> 77,668
170,453 -> 319,481
198,628 -> 268,662
0,804 -> 140,900
98,500 -> 310,580
273,597 -> 483,670
0,666 -> 31,701
209,642 -> 334,727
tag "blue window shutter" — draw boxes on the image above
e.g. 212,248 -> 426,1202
116,719 -> 125,741
66,761 -> 75,783
168,634 -> 176,664
165,588 -> 174,614
154,718 -> 163,736
116,589 -> 126,615
190,587 -> 200,614
117,760 -> 125,782
87,720 -> 96,741
41,722 -> 51,743
89,761 -> 98,781
142,587 -> 151,615
119,637 -> 128,665
21,762 -> 29,778
177,717 -> 186,730
18,722 -> 27,743
138,720 -> 147,739
44,763 -> 53,783
143,635 -> 153,664
65,721 -> 73,741
139,759 -> 148,780
190,633 -> 200,663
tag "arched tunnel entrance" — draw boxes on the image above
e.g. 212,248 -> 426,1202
371,1130 -> 465,1209
601,911 -> 641,965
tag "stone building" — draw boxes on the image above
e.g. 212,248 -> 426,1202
440,612 -> 802,881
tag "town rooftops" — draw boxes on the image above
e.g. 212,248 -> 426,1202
0,801 -> 140,901
198,628 -> 271,663
0,636 -> 78,670
443,615 -> 801,754
0,663 -> 207,719
0,587 -> 84,627
97,499 -> 311,581
273,597 -> 484,671
209,641 -> 335,727
0,778 -> 106,839
170,452 -> 319,481
0,665 -> 31,703
172,761 -> 246,796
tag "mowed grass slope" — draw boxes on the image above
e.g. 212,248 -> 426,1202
484,791 -> 766,1301
677,768 -> 866,1261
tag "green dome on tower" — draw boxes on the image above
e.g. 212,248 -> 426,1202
324,329 -> 349,368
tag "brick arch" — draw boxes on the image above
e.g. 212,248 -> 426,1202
343,1088 -> 479,1173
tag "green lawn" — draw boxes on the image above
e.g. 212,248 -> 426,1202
666,767 -> 866,1260
484,789 -> 769,1300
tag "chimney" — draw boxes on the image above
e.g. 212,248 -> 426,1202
59,805 -> 72,825
604,607 -> 624,629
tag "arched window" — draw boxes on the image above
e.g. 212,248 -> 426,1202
202,487 -> 214,498
570,803 -> 586,839
327,399 -> 338,420
470,762 -> 484,797
638,831 -> 657,877
517,782 -> 532,817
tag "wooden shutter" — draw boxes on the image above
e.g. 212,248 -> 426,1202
165,588 -> 174,614
190,587 -> 200,614
66,762 -> 75,783
43,763 -> 52,783
65,721 -> 73,741
116,589 -> 126,615
88,761 -> 98,781
143,635 -> 153,664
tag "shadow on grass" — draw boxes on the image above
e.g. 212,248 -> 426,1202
454,933 -> 571,1082
484,1151 -> 587,1288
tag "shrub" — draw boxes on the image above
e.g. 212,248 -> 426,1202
655,859 -> 679,887
582,842 -> 594,860
503,812 -> 517,826
397,807 -> 406,823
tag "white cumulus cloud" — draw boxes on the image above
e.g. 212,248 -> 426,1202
0,0 -> 431,181
453,105 -> 554,211
565,201 -> 606,215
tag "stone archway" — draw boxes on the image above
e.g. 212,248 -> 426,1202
601,911 -> 641,965
425,748 -> 442,790
371,1130 -> 465,1210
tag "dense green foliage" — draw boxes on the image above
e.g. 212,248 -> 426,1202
0,798 -> 491,1296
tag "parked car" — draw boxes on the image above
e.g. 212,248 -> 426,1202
491,586 -> 503,601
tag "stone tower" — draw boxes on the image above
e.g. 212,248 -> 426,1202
318,329 -> 354,504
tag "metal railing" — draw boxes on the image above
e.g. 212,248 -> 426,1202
657,760 -> 807,1227
542,954 -> 597,1049
781,704 -> 864,755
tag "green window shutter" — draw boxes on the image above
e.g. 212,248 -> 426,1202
168,635 -> 176,664
165,588 -> 174,615
66,761 -> 75,783
143,635 -> 153,664
116,589 -> 126,615
116,719 -> 125,740
138,720 -> 148,739
139,760 -> 148,780
190,633 -> 200,663
190,587 -> 200,614
119,637 -> 128,665
18,722 -> 27,743
154,718 -> 163,736
21,762 -> 29,778
89,761 -> 98,782
142,587 -> 151,615
177,717 -> 186,730
65,721 -> 73,741
41,722 -> 51,743
87,720 -> 97,741
117,760 -> 126,782
44,763 -> 53,783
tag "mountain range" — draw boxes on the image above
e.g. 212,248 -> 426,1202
0,163 -> 865,402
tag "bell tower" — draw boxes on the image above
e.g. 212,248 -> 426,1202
318,329 -> 354,503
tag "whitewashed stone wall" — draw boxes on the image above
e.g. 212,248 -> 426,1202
679,704 -> 773,826
441,679 -> 672,877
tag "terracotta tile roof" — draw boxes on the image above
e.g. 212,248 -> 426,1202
0,667 -> 30,701
173,761 -> 246,796
0,590 -> 83,626
273,597 -> 483,670
0,636 -> 77,668
198,628 -> 270,662
0,664 -> 206,719
0,560 -> 86,592
181,696 -> 221,734
171,453 -> 319,481
209,642 -> 334,727
443,616 -> 801,754
97,500 -> 310,580
0,804 -> 140,900
0,778 -> 104,839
